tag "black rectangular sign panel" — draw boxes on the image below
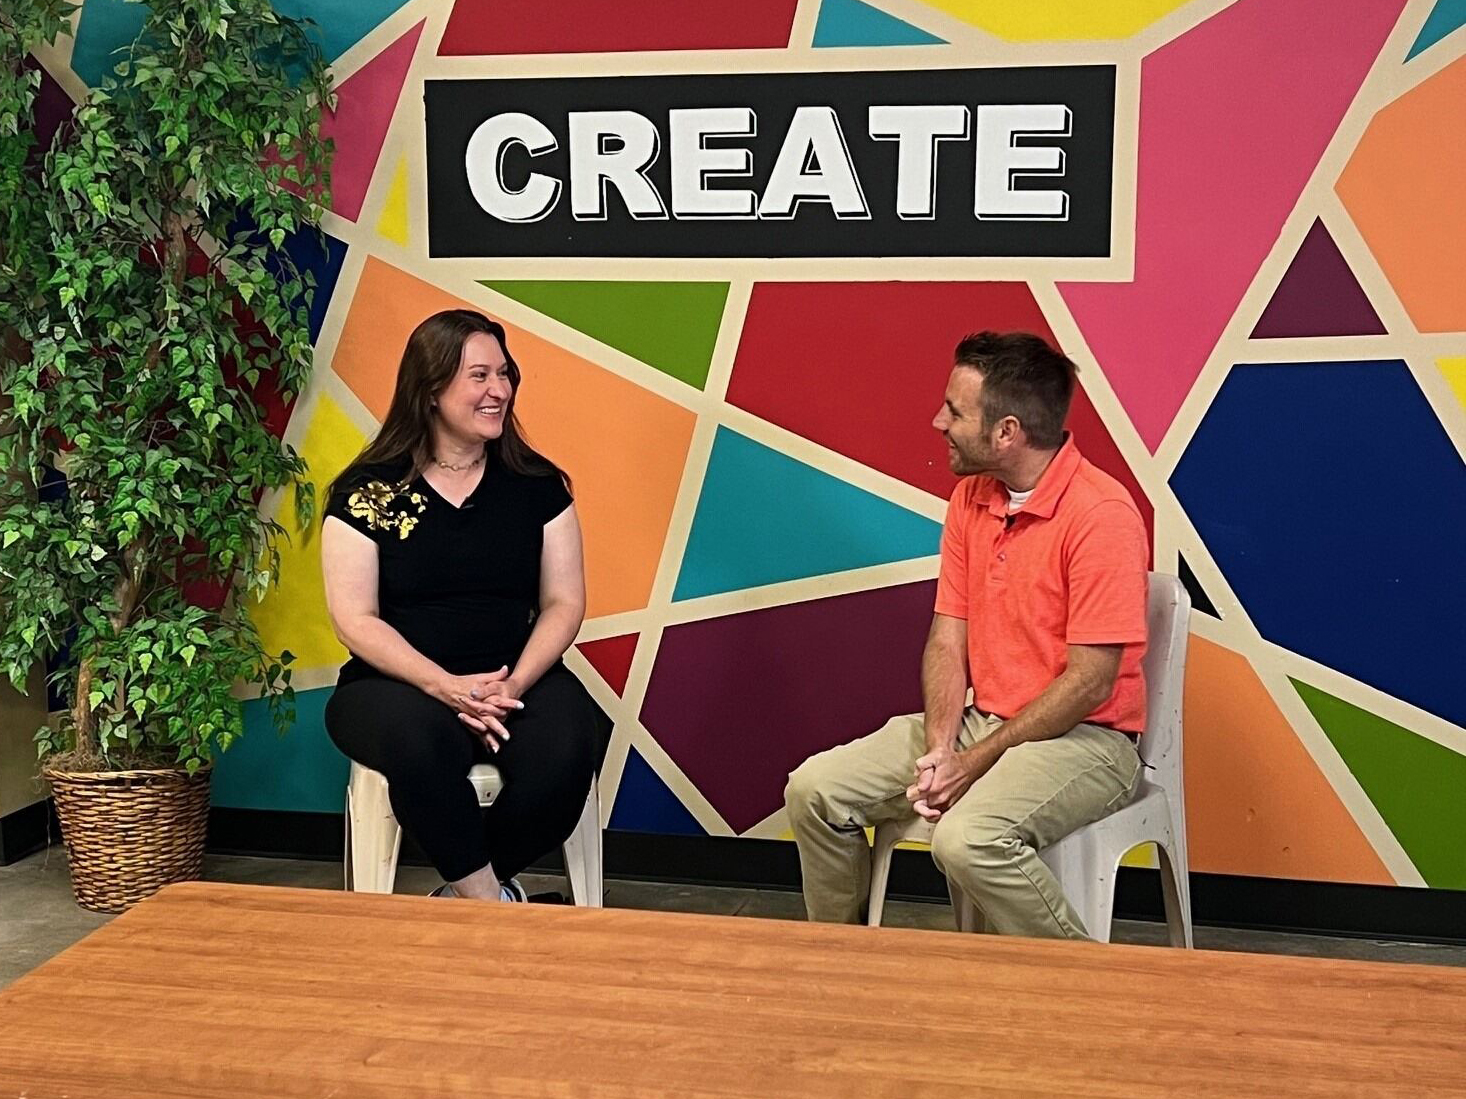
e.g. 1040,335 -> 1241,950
425,65 -> 1116,259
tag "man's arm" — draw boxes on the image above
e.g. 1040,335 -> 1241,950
978,643 -> 1121,755
926,474 -> 970,756
914,643 -> 1121,816
921,613 -> 969,755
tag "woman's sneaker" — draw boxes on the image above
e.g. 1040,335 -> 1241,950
429,880 -> 525,901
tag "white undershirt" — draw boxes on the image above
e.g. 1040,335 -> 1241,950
1006,486 -> 1035,513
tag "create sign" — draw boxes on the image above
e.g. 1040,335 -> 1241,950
425,66 -> 1116,259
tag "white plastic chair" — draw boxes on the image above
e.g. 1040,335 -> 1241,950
867,572 -> 1193,946
344,761 -> 603,906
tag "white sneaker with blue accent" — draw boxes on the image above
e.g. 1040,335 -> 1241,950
430,880 -> 525,901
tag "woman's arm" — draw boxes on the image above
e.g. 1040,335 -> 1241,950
502,503 -> 586,699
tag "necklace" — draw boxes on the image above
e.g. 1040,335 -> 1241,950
432,452 -> 485,472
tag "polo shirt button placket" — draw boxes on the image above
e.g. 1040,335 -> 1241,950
989,527 -> 1010,583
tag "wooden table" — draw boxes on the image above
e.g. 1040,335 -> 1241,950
1,883 -> 1463,1097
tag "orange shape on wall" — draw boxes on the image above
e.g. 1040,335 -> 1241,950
331,257 -> 696,618
1183,635 -> 1393,885
1337,55 -> 1466,333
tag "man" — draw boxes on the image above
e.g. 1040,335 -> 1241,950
784,331 -> 1149,939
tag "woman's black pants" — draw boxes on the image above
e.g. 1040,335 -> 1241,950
326,664 -> 602,882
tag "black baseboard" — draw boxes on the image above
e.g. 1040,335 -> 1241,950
0,798 -> 57,865
205,808 -> 1466,944
209,807 -> 346,861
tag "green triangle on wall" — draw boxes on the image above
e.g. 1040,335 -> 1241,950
481,280 -> 728,391
1293,678 -> 1466,890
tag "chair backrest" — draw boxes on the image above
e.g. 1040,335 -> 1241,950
1137,572 -> 1191,795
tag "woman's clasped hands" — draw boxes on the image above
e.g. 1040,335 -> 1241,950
432,666 -> 524,750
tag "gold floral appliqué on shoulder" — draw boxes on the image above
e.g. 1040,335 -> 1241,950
346,480 -> 428,540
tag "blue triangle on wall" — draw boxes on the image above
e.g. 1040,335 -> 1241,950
608,749 -> 707,836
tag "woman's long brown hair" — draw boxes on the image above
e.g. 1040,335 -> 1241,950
328,309 -> 568,501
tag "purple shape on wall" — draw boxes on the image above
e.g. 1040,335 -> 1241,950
1251,219 -> 1386,338
640,581 -> 934,833
27,61 -> 75,163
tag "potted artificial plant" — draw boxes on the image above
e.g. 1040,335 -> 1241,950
0,0 -> 333,911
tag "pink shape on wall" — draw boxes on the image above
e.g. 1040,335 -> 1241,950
321,21 -> 424,222
1058,0 -> 1406,452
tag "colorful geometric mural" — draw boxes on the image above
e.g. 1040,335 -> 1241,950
1172,359 -> 1466,730
1057,0 -> 1407,452
1181,637 -> 1395,886
45,0 -> 1466,894
1336,52 -> 1466,334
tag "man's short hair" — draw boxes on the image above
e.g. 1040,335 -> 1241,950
953,331 -> 1076,449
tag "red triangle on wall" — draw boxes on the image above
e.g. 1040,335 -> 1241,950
576,634 -> 638,697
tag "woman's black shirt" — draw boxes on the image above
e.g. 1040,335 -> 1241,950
324,456 -> 572,685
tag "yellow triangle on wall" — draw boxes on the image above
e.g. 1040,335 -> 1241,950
253,394 -> 367,673
915,0 -> 1191,40
375,156 -> 410,247
1439,357 -> 1466,413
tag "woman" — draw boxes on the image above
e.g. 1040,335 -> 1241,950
321,309 -> 601,901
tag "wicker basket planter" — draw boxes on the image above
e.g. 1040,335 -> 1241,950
44,765 -> 212,913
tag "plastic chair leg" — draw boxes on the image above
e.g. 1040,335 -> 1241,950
1041,836 -> 1114,943
347,775 -> 402,894
343,794 -> 353,891
866,828 -> 900,927
562,780 -> 603,908
1156,839 -> 1194,948
1077,860 -> 1118,944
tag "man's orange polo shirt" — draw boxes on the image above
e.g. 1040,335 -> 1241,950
934,435 -> 1149,733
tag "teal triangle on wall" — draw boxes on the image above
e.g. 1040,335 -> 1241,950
71,0 -> 147,87
814,0 -> 946,47
481,280 -> 727,391
1293,678 -> 1466,890
673,428 -> 941,601
1406,0 -> 1466,59
72,0 -> 413,87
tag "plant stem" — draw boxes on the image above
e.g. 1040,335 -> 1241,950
69,658 -> 96,757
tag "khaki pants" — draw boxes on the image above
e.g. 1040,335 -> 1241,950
784,709 -> 1142,939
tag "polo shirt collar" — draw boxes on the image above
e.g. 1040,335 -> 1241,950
973,433 -> 1080,520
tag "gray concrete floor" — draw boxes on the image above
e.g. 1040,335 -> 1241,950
3,847 -> 1464,989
